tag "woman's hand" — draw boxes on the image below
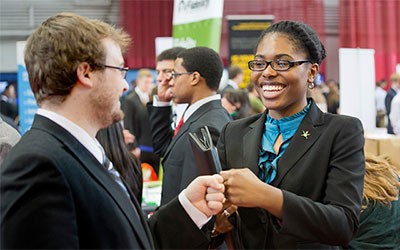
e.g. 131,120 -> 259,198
220,168 -> 283,218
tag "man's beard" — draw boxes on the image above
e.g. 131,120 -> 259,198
89,86 -> 123,128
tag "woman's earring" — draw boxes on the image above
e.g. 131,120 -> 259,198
308,79 -> 315,89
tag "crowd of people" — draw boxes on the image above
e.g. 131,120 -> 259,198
1,12 -> 399,249
373,73 -> 400,135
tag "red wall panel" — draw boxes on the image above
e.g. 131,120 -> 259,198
119,0 -> 325,71
339,0 -> 400,85
119,0 -> 174,69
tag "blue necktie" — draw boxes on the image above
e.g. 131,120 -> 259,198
104,157 -> 131,199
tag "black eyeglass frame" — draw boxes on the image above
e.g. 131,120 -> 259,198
248,60 -> 310,72
168,71 -> 194,80
102,64 -> 129,79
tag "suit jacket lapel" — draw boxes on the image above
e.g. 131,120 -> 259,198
32,115 -> 152,249
243,113 -> 265,175
272,101 -> 324,186
122,178 -> 154,248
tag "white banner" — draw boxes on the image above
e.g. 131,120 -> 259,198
173,0 -> 223,25
172,0 -> 224,51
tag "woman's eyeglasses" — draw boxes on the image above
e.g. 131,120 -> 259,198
248,59 -> 309,71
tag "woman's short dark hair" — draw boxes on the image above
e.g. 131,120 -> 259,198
255,20 -> 326,65
177,47 -> 223,91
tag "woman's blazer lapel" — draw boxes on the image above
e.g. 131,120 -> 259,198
272,101 -> 325,186
243,113 -> 265,175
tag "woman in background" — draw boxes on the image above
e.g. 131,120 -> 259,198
221,89 -> 253,120
247,82 -> 266,114
326,79 -> 340,114
348,154 -> 400,249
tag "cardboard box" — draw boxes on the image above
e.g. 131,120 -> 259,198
364,133 -> 400,166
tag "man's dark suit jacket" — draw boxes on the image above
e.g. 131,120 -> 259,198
122,90 -> 160,170
148,100 -> 231,205
217,100 -> 365,249
0,115 -> 211,249
385,87 -> 397,134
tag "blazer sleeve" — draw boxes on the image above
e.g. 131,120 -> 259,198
147,197 -> 211,249
217,123 -> 229,170
147,104 -> 174,156
1,154 -> 79,249
280,116 -> 365,245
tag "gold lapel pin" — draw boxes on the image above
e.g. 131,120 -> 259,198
301,130 -> 310,139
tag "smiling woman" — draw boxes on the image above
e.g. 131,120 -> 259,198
217,20 -> 365,249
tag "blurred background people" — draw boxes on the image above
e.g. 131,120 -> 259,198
375,79 -> 387,128
0,82 -> 18,123
247,82 -> 266,114
389,88 -> 400,135
0,114 -> 21,165
220,65 -> 243,95
385,72 -> 400,134
122,68 -> 160,174
347,154 -> 400,249
0,115 -> 20,147
326,79 -> 340,114
307,84 -> 328,112
221,89 -> 253,120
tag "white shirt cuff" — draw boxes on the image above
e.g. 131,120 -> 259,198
178,189 -> 211,229
153,95 -> 172,107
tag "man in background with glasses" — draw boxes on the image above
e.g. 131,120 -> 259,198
1,12 -> 226,249
155,47 -> 189,134
148,46 -> 232,205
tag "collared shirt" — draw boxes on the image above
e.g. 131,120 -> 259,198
36,108 -> 209,229
37,108 -> 103,163
153,94 -> 221,127
182,94 -> 221,121
135,86 -> 150,104
375,86 -> 387,112
172,103 -> 189,129
227,79 -> 239,90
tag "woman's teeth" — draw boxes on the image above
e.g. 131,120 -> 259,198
262,85 -> 284,91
